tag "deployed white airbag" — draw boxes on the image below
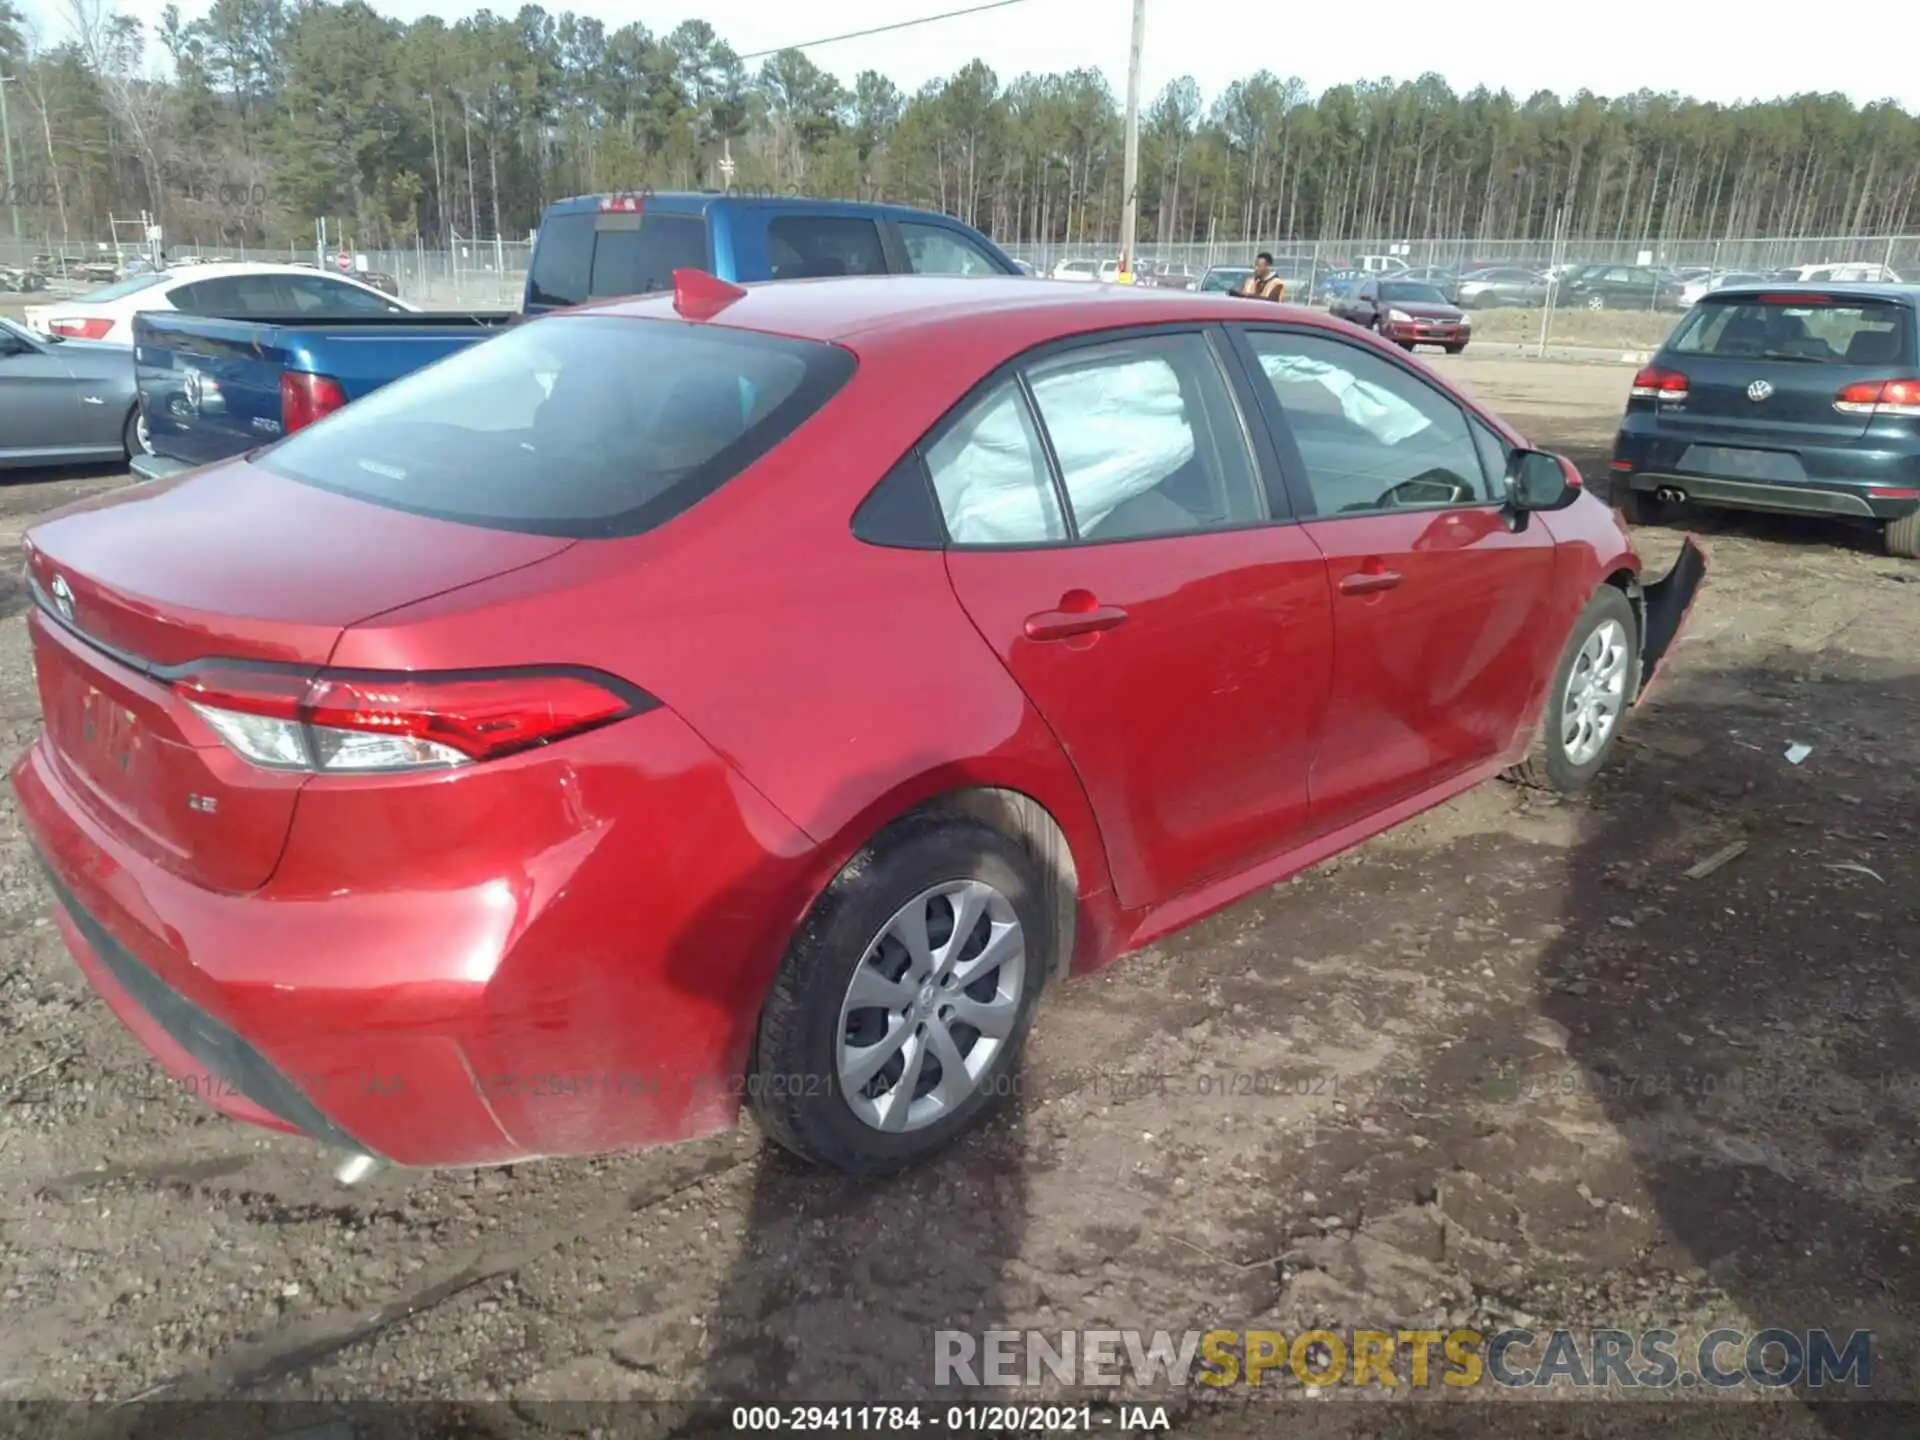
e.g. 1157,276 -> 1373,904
1257,351 -> 1431,446
928,359 -> 1195,543
1031,357 -> 1194,532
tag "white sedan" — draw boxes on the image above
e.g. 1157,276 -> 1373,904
25,262 -> 414,345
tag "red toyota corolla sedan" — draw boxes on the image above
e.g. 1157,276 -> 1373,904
13,274 -> 1705,1177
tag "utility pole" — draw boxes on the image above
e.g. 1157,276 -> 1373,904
0,75 -> 20,245
1117,0 -> 1145,283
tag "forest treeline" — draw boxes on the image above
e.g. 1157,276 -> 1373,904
2,0 -> 1916,249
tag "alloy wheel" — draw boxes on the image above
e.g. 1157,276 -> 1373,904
836,879 -> 1025,1134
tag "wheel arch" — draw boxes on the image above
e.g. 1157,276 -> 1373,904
809,779 -> 1096,987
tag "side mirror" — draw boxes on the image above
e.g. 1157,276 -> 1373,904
1507,448 -> 1581,511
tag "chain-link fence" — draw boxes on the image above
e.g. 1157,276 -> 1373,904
0,235 -> 532,308
6,227 -> 1917,355
998,233 -> 1920,279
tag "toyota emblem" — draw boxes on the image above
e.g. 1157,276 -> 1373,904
1747,379 -> 1774,403
50,573 -> 75,624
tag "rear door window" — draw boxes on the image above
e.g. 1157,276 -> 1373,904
258,316 -> 855,539
280,275 -> 405,314
899,222 -> 1005,276
767,216 -> 887,279
1671,297 -> 1913,365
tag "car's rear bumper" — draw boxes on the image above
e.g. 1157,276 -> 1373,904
11,708 -> 823,1169
1619,471 -> 1919,519
1613,424 -> 1920,521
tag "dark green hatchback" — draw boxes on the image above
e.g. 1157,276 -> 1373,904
1611,284 -> 1920,557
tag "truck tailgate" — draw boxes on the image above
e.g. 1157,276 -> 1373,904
134,312 -> 515,470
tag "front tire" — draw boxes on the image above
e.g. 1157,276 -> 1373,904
1886,510 -> 1920,559
1506,586 -> 1640,793
751,813 -> 1050,1175
1585,294 -> 1606,310
1444,343 -> 1466,355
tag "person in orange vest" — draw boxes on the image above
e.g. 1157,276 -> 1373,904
1238,252 -> 1285,301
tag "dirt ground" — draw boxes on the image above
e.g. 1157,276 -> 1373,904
0,356 -> 1915,1438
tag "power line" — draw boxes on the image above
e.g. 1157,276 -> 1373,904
735,0 -> 1036,64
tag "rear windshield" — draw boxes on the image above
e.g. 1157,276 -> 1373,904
526,210 -> 710,310
78,272 -> 171,303
1671,296 -> 1913,365
259,316 -> 855,538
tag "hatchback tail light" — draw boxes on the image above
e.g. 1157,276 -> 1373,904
1630,365 -> 1689,402
280,371 -> 349,434
49,317 -> 114,340
174,663 -> 655,772
1833,378 -> 1920,417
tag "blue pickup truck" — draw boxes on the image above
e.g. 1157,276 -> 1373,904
133,193 -> 1020,478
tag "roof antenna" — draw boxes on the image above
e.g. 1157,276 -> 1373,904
673,268 -> 748,320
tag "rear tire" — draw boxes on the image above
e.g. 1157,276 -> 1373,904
750,813 -> 1050,1175
123,406 -> 151,460
1887,511 -> 1920,559
1505,586 -> 1641,794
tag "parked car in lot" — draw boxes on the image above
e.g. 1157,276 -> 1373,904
134,192 -> 1023,477
1394,266 -> 1463,303
1558,265 -> 1687,311
24,263 -> 414,345
1612,283 -> 1920,557
1198,265 -> 1251,294
0,317 -> 152,468
1769,262 -> 1903,285
1456,267 -> 1552,309
1330,278 -> 1473,352
14,273 -> 1703,1178
1677,270 -> 1773,307
1050,258 -> 1102,282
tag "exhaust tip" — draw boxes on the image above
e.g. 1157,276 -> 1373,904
333,1152 -> 384,1187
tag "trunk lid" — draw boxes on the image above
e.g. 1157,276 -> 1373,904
23,460 -> 573,891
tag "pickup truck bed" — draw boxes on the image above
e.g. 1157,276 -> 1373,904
133,310 -> 516,478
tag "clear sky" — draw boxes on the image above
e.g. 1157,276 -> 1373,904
23,0 -> 1920,112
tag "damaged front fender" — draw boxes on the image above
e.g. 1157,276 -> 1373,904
1635,534 -> 1708,705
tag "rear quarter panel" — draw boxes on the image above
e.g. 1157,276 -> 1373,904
326,325 -> 1121,963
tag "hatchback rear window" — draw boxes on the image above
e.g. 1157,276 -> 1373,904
259,316 -> 855,538
1671,297 -> 1913,366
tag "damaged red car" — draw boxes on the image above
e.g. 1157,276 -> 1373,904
13,274 -> 1705,1178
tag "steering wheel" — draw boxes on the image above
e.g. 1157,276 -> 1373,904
1374,470 -> 1474,510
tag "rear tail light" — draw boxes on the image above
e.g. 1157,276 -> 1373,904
1834,378 -> 1920,417
1630,365 -> 1689,402
280,371 -> 349,434
49,317 -> 114,340
174,663 -> 654,773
